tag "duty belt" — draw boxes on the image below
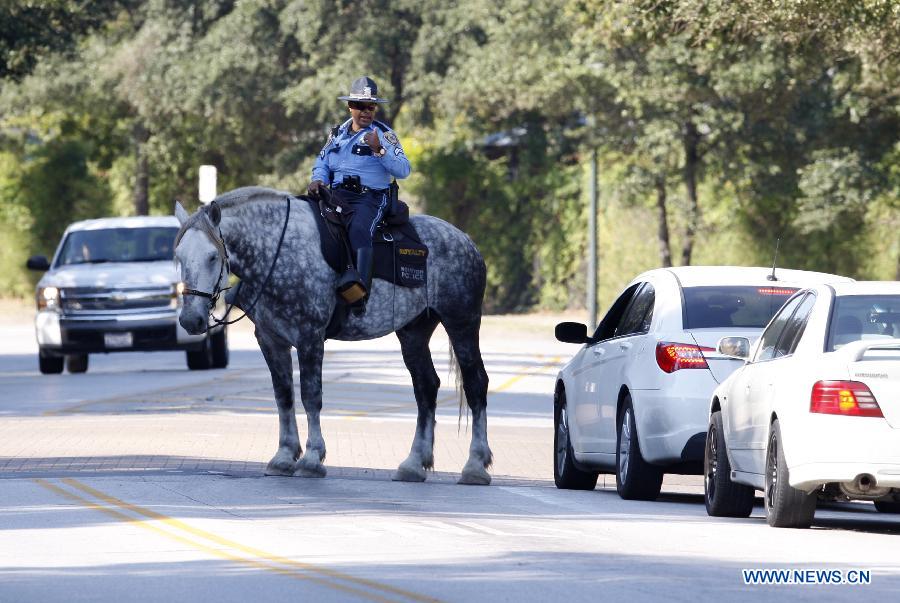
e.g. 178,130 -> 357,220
331,183 -> 388,195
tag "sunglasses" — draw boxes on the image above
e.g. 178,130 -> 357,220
349,102 -> 377,112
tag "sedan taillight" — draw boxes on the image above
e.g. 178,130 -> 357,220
810,380 -> 883,417
656,342 -> 714,373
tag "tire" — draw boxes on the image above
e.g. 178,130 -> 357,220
704,411 -> 754,517
66,354 -> 89,374
616,395 -> 663,500
186,335 -> 213,370
553,390 -> 599,490
874,500 -> 900,514
765,419 -> 816,528
38,350 -> 64,375
210,328 -> 229,369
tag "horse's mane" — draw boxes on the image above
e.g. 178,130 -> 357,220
174,186 -> 290,253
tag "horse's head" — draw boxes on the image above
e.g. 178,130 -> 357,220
174,200 -> 229,335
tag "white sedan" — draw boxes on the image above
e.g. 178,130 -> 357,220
705,281 -> 900,528
553,265 -> 850,500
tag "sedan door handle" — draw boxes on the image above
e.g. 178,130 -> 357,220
619,342 -> 632,351
592,347 -> 606,356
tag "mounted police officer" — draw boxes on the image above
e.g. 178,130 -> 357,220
308,76 -> 411,314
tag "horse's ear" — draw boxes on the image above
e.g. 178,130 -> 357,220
174,200 -> 190,225
207,201 -> 221,226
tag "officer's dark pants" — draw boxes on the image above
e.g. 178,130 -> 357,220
332,188 -> 389,253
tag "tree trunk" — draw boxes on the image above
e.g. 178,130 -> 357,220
655,176 -> 672,267
133,121 -> 150,216
681,120 -> 700,266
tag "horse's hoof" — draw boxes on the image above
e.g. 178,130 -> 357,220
458,466 -> 491,486
264,462 -> 295,477
392,466 -> 426,482
294,464 -> 327,478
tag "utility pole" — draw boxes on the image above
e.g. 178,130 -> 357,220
587,146 -> 598,331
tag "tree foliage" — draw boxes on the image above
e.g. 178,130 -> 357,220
1,0 -> 898,305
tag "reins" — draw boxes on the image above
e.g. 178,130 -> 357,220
183,196 -> 292,327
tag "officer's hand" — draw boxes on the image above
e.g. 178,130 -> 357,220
364,131 -> 382,152
307,180 -> 326,198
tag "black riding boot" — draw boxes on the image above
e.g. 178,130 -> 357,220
351,247 -> 374,316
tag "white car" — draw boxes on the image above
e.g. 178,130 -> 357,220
26,216 -> 227,374
705,281 -> 900,528
553,266 -> 851,500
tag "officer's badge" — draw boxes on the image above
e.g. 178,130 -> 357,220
385,131 -> 399,146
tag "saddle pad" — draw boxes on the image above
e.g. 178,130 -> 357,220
302,196 -> 428,288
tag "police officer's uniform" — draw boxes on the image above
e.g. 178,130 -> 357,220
310,76 -> 411,312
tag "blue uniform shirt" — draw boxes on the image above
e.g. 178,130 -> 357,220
311,118 -> 411,190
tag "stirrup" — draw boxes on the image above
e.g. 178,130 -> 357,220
337,268 -> 367,304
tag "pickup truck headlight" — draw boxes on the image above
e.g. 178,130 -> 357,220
37,286 -> 60,311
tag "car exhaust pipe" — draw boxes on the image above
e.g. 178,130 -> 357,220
840,474 -> 891,499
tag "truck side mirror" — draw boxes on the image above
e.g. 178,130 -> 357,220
26,256 -> 50,271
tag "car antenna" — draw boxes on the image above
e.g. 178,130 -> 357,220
767,237 -> 781,281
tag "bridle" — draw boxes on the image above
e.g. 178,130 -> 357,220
181,196 -> 292,327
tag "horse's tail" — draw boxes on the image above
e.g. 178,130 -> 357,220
449,341 -> 469,431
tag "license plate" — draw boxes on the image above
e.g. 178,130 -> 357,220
104,332 -> 133,348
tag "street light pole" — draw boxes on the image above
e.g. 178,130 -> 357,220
587,146 -> 598,331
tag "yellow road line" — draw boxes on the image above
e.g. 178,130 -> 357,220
490,356 -> 562,393
54,478 -> 440,603
34,478 -> 384,599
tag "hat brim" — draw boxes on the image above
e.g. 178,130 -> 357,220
339,95 -> 389,103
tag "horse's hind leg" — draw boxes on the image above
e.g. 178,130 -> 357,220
293,337 -> 328,478
393,312 -> 441,482
444,319 -> 492,485
256,330 -> 301,476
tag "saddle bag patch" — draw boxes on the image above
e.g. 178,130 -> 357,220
395,242 -> 428,287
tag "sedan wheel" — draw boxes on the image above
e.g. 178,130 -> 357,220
616,396 -> 663,500
704,411 -> 754,517
764,419 -> 816,528
553,390 -> 598,490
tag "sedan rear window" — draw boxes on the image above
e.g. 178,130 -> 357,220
826,295 -> 900,351
57,227 -> 178,266
683,286 -> 799,329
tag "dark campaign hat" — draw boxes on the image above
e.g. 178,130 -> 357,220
338,76 -> 389,104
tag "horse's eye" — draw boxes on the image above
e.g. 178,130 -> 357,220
208,253 -> 217,264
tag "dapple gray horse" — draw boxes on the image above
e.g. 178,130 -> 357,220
174,186 -> 492,484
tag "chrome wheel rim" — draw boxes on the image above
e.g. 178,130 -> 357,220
705,424 -> 717,501
556,406 -> 569,476
619,408 -> 631,481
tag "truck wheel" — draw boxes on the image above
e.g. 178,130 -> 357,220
186,336 -> 213,370
211,328 -> 229,369
39,350 -> 64,375
66,354 -> 89,374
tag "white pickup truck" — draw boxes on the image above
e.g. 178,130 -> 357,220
26,216 -> 228,374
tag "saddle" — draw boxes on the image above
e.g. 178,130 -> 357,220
301,191 -> 429,337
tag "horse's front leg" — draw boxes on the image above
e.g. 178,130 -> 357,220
293,338 -> 328,478
256,330 -> 301,476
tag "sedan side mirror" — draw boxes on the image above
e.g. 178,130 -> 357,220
26,255 -> 50,271
555,322 -> 589,344
717,336 -> 751,360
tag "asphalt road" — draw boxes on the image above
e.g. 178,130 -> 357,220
1,312 -> 899,602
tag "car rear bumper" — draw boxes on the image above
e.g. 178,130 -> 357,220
786,416 -> 900,491
632,370 -> 718,466
790,463 -> 900,492
36,310 -> 206,354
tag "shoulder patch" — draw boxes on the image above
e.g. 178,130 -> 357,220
385,131 -> 399,146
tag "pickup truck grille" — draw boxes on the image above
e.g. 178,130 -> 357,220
61,286 -> 175,315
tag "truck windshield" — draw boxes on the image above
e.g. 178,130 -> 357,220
683,286 -> 799,329
827,294 -> 900,350
56,227 -> 178,266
